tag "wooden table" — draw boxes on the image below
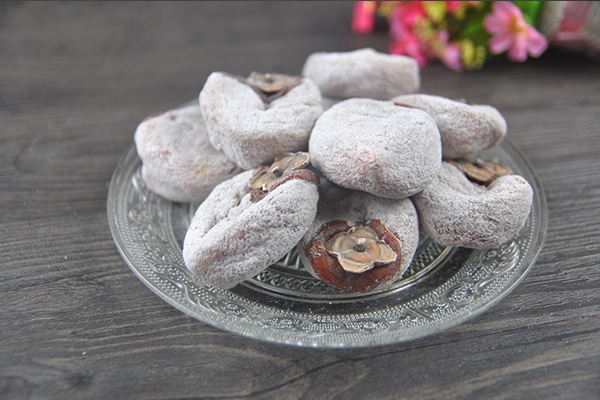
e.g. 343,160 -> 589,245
2,2 -> 599,399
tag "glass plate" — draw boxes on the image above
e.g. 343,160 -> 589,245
107,138 -> 547,348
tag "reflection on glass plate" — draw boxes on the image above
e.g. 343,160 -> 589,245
107,138 -> 547,348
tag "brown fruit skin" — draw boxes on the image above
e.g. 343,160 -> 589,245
307,219 -> 403,293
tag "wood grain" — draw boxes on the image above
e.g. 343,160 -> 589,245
1,2 -> 599,399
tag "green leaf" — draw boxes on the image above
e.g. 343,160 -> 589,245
464,18 -> 484,37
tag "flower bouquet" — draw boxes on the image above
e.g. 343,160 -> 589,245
352,1 -> 551,71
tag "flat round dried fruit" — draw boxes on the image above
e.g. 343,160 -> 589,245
300,190 -> 419,293
392,94 -> 507,159
412,161 -> 533,248
183,167 -> 319,289
309,98 -> 441,199
134,105 -> 242,202
200,72 -> 323,169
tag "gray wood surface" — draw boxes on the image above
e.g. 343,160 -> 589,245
1,2 -> 599,399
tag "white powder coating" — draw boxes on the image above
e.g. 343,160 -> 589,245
134,105 -> 243,203
183,170 -> 319,289
302,48 -> 420,100
300,190 -> 419,286
412,162 -> 533,248
392,94 -> 507,159
309,98 -> 442,199
200,72 -> 323,170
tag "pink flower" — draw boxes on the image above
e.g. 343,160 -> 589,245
483,1 -> 548,62
447,1 -> 479,14
430,30 -> 463,71
352,1 -> 380,34
388,2 -> 430,66
389,28 -> 430,67
446,1 -> 462,14
389,1 -> 426,29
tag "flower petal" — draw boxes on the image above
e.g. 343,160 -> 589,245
446,1 -> 462,13
493,1 -> 522,22
352,1 -> 379,34
437,29 -> 450,43
390,39 -> 429,66
525,26 -> 548,57
389,39 -> 408,55
389,16 -> 411,39
483,13 -> 506,34
441,43 -> 464,71
488,31 -> 513,54
508,36 -> 528,62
